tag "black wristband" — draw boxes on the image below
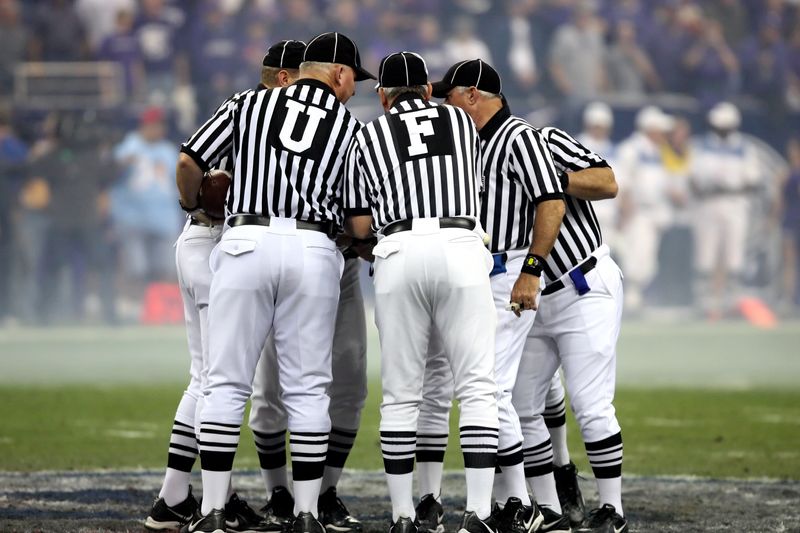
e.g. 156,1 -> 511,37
559,171 -> 570,192
520,253 -> 545,277
179,198 -> 199,213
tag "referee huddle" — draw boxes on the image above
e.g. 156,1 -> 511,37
158,30 -> 626,533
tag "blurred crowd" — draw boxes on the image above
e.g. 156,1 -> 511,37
0,0 -> 799,324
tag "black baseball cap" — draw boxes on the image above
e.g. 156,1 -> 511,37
303,31 -> 376,81
431,59 -> 502,98
263,40 -> 306,69
376,51 -> 429,89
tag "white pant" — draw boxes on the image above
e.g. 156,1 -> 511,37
374,220 -> 498,433
174,223 -> 222,435
249,257 -> 368,433
513,246 -> 623,447
693,196 -> 749,275
415,249 -> 537,449
202,219 -> 344,432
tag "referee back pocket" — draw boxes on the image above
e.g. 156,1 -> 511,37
218,239 -> 257,256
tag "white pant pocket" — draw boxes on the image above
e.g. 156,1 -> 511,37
218,239 -> 257,257
373,240 -> 402,259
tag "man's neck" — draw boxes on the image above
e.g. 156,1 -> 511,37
475,99 -> 505,131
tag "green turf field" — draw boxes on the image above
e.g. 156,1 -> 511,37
1,384 -> 798,479
1,320 -> 799,478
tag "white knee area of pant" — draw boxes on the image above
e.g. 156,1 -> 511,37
174,392 -> 199,427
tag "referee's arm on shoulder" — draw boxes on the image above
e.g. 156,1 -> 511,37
544,127 -> 617,201
342,137 -> 373,239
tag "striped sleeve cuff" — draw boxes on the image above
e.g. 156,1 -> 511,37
180,145 -> 210,173
533,192 -> 566,205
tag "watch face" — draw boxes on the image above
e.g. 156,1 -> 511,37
526,256 -> 539,268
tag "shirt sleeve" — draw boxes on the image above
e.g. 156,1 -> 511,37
180,93 -> 239,173
343,134 -> 372,216
510,127 -> 564,204
543,127 -> 609,173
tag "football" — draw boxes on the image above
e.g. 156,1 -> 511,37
199,169 -> 231,220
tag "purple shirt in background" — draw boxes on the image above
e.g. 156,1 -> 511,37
134,8 -> 184,74
98,32 -> 142,95
783,170 -> 800,231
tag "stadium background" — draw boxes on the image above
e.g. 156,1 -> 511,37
0,0 -> 799,531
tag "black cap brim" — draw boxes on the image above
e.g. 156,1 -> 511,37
354,66 -> 377,81
431,81 -> 454,98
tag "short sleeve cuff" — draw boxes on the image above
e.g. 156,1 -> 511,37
180,145 -> 210,173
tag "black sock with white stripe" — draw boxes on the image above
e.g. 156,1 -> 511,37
460,426 -> 498,519
199,421 -> 240,514
543,397 -> 571,467
522,438 -> 561,512
290,431 -> 328,515
253,429 -> 288,498
381,431 -> 416,521
159,419 -> 197,506
322,427 -> 357,491
586,432 -> 623,516
416,433 -> 448,498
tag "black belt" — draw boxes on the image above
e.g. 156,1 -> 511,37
542,256 -> 597,295
228,214 -> 336,238
383,217 -> 475,237
190,217 -> 221,227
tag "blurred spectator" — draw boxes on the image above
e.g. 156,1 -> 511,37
689,102 -> 761,319
0,109 -> 28,323
661,116 -> 693,217
646,3 -> 702,93
97,9 -> 145,100
31,113 -> 117,323
274,0 -> 324,41
412,16 -> 450,81
188,3 -> 243,113
134,0 -> 188,99
789,24 -> 800,111
616,106 -> 674,313
739,17 -> 788,123
28,0 -> 89,61
683,19 -> 740,107
111,107 -> 180,293
443,15 -> 493,65
0,0 -> 27,95
703,0 -> 748,46
485,0 -> 539,99
780,138 -> 800,312
605,19 -> 661,96
75,0 -> 136,52
576,102 -> 622,254
548,1 -> 608,128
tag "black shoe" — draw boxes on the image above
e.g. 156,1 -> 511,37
181,508 -> 227,533
225,493 -> 273,532
415,494 -> 444,533
390,517 -> 419,533
145,488 -> 199,530
292,512 -> 325,533
554,462 -> 585,526
538,506 -> 571,533
458,511 -> 495,533
487,497 -> 542,533
318,487 -> 362,533
575,504 -> 628,533
260,486 -> 295,531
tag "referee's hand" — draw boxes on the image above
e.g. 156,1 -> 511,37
510,273 -> 541,317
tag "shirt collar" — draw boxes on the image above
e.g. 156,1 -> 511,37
293,78 -> 337,98
479,103 -> 511,142
390,92 -> 426,110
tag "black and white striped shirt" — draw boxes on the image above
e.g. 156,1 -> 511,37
478,104 -> 563,254
540,126 -> 610,281
181,79 -> 361,226
344,93 -> 481,230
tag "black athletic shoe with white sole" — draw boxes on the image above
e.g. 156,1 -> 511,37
260,486 -> 295,532
225,493 -> 272,532
318,487 -> 362,533
538,506 -> 571,533
181,508 -> 226,533
458,511 -> 496,533
554,462 -> 585,526
575,504 -> 628,533
389,517 -> 419,533
145,488 -> 199,530
292,511 -> 325,533
488,497 -> 543,533
415,493 -> 445,533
